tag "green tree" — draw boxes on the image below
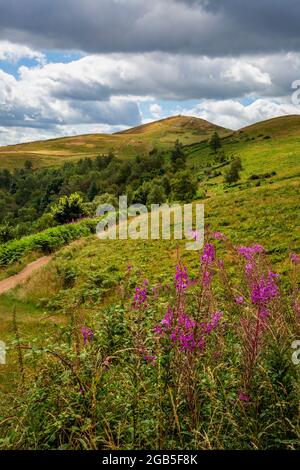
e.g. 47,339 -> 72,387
146,183 -> 167,206
51,192 -> 86,224
171,171 -> 197,202
224,158 -> 242,184
24,160 -> 33,170
171,140 -> 186,171
209,132 -> 222,153
87,181 -> 98,201
0,223 -> 14,243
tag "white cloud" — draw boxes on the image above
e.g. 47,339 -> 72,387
0,40 -> 45,64
181,98 -> 300,130
149,103 -> 163,118
0,42 -> 300,143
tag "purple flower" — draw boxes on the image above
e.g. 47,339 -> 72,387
238,244 -> 265,260
290,253 -> 300,264
174,264 -> 189,291
201,311 -> 223,334
201,243 -> 216,264
143,355 -> 156,364
251,271 -> 279,318
81,326 -> 94,344
235,296 -> 244,305
238,390 -> 251,402
245,262 -> 255,274
190,230 -> 200,241
133,286 -> 148,309
213,231 -> 225,240
202,270 -> 212,287
161,307 -> 173,327
251,272 -> 279,305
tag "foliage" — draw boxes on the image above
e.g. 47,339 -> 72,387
1,234 -> 299,450
209,131 -> 222,153
170,139 -> 186,171
51,193 -> 86,224
171,171 -> 197,202
0,218 -> 98,267
224,158 -> 243,184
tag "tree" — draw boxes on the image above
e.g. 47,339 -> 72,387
232,157 -> 242,172
24,160 -> 33,170
51,192 -> 86,224
87,181 -> 98,201
171,171 -> 197,202
209,132 -> 222,153
0,223 -> 14,243
146,183 -> 167,206
224,158 -> 242,184
171,140 -> 186,171
132,182 -> 152,205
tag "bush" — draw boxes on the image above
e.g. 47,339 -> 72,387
0,218 -> 98,266
0,223 -> 15,243
171,171 -> 197,202
51,193 -> 86,224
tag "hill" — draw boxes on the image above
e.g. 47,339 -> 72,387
0,115 -> 230,170
240,114 -> 300,138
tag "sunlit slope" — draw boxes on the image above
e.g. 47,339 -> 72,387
188,114 -> 300,185
0,115 -> 229,170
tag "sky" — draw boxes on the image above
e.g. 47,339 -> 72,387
0,0 -> 300,145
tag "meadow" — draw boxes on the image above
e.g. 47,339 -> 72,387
0,114 -> 299,449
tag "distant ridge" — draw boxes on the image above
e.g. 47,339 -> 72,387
0,115 -> 230,169
0,114 -> 300,170
115,115 -> 228,135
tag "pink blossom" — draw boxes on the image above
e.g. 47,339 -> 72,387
174,264 -> 189,291
251,271 -> 279,318
235,296 -> 244,305
133,286 -> 148,309
201,311 -> 223,334
290,253 -> 300,264
238,390 -> 251,402
143,355 -> 156,364
81,326 -> 94,344
238,244 -> 265,260
190,230 -> 200,241
201,243 -> 216,264
213,231 -> 225,240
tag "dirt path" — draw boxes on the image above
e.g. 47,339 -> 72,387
0,256 -> 51,295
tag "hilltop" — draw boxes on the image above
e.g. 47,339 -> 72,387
0,115 -> 230,170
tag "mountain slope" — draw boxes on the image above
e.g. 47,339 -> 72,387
0,115 -> 230,170
239,114 -> 300,138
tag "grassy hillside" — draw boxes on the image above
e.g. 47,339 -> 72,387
186,115 -> 300,193
0,114 -> 299,449
0,115 -> 229,170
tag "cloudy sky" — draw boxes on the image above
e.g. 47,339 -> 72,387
0,0 -> 300,144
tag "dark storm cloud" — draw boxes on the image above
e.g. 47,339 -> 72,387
0,0 -> 300,55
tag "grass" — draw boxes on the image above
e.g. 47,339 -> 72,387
0,116 -> 229,170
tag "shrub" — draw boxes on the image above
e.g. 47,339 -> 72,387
51,192 -> 86,224
0,218 -> 98,267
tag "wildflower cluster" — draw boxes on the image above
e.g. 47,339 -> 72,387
251,271 -> 279,318
133,283 -> 148,309
81,326 -> 94,344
